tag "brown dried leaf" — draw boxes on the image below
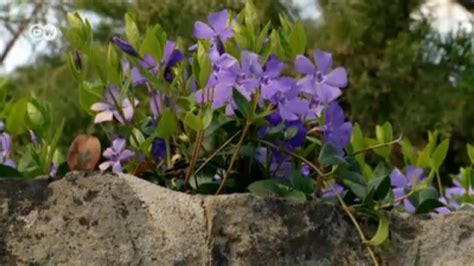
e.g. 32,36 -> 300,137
67,134 -> 101,171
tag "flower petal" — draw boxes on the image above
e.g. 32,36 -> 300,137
119,149 -> 135,161
90,102 -> 111,112
314,50 -> 332,74
112,138 -> 126,153
390,168 -> 407,188
193,21 -> 215,39
295,55 -> 315,75
208,10 -> 229,34
94,111 -> 114,124
99,161 -> 114,171
325,67 -> 348,88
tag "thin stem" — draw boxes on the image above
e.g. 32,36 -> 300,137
184,130 -> 204,186
215,122 -> 251,195
349,135 -> 403,156
194,130 -> 242,176
257,139 -> 326,177
326,181 -> 379,266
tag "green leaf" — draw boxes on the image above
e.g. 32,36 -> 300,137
367,163 -> 391,200
430,139 -> 449,171
107,43 -> 121,85
130,128 -> 145,149
232,88 -> 252,119
291,173 -> 315,195
248,180 -> 286,197
467,144 -> 474,165
6,97 -> 28,136
365,212 -> 389,246
0,164 -> 24,178
184,112 -> 203,132
125,13 -> 140,48
351,123 -> 365,166
156,108 -> 177,139
284,190 -> 307,202
27,102 -> 44,127
290,20 -> 307,56
79,82 -> 104,113
202,108 -> 213,129
374,122 -> 393,159
256,21 -> 271,52
415,198 -> 443,214
319,143 -> 349,166
197,42 -> 211,88
140,26 -> 163,62
402,137 -> 415,166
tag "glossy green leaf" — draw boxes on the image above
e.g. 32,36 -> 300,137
290,20 -> 307,56
430,139 -> 449,171
401,137 -> 415,166
125,13 -> 139,48
291,173 -> 315,195
365,212 -> 389,246
140,26 -> 163,62
319,143 -> 349,166
367,163 -> 391,200
351,123 -> 365,166
232,88 -> 252,119
284,190 -> 307,202
374,122 -> 393,159
184,112 -> 203,132
248,179 -> 286,197
467,144 -> 474,165
130,128 -> 145,149
107,43 -> 121,85
6,97 -> 28,136
0,164 -> 24,178
156,108 -> 177,139
79,82 -> 104,113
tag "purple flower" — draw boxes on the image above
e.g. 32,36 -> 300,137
390,166 -> 425,213
74,50 -> 82,70
436,180 -> 472,214
131,55 -> 158,86
151,138 -> 167,163
295,50 -> 348,104
99,137 -> 135,173
112,35 -> 139,57
321,183 -> 346,198
29,130 -> 39,146
162,40 -> 185,83
49,163 -> 58,177
90,85 -> 139,125
0,132 -> 15,168
323,103 -> 352,155
149,90 -> 164,117
193,9 -> 233,43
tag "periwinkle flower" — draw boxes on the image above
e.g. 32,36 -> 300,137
90,85 -> 139,125
99,137 -> 135,173
390,166 -> 425,213
130,40 -> 184,86
321,183 -> 346,198
112,34 -> 139,57
131,55 -> 158,86
0,131 -> 15,168
436,180 -> 473,214
73,50 -> 82,70
323,103 -> 352,155
193,9 -> 233,52
49,163 -> 58,177
151,138 -> 167,163
29,130 -> 39,146
295,50 -> 348,104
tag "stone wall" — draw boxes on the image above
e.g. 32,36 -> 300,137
0,172 -> 473,265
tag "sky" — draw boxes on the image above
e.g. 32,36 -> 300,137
0,0 -> 472,74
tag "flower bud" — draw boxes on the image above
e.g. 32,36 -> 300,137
112,35 -> 139,57
73,50 -> 82,70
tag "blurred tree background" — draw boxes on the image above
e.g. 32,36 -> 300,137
1,0 -> 473,172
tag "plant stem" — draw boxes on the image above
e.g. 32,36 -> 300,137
326,181 -> 379,266
349,135 -> 403,156
215,122 -> 251,195
194,130 -> 242,176
184,130 -> 204,186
